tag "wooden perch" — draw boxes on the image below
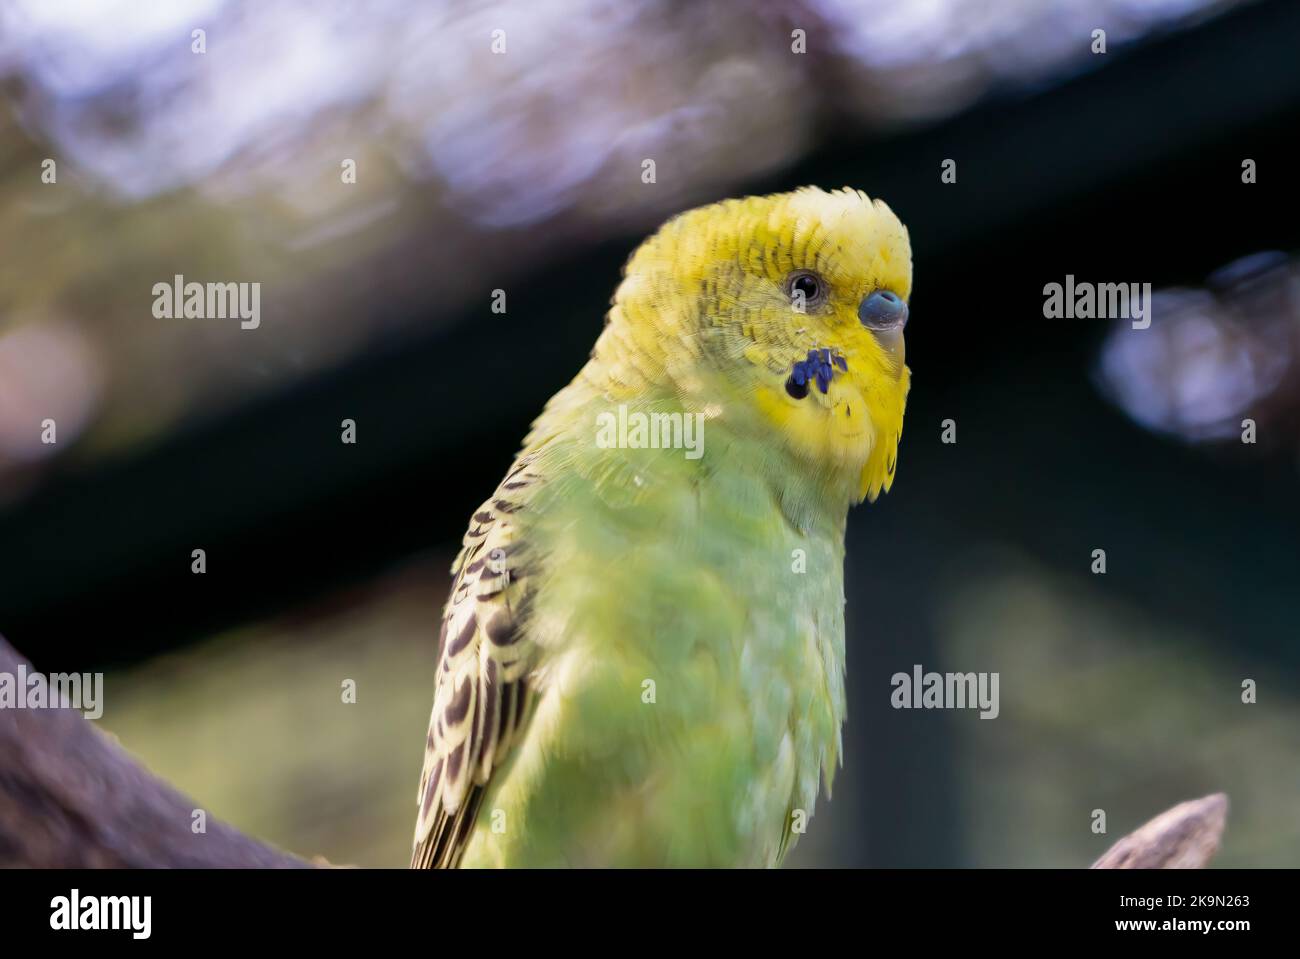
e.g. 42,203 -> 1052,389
0,636 -> 310,867
1092,793 -> 1228,869
0,635 -> 1226,868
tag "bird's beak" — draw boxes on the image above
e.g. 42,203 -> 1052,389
873,325 -> 905,371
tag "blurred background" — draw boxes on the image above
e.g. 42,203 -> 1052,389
2,0 -> 1298,867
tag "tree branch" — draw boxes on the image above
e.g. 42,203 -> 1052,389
0,636 -> 311,867
1092,793 -> 1229,869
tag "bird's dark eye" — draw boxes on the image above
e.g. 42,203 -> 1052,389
786,271 -> 826,309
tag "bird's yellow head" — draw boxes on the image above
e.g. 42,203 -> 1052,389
604,186 -> 912,504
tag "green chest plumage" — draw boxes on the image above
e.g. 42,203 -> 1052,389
458,430 -> 849,867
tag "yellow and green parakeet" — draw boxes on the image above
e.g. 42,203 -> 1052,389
412,186 -> 912,868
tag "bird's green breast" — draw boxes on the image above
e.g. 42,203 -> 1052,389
457,414 -> 849,867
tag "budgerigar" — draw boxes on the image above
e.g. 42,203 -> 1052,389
413,186 -> 912,868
